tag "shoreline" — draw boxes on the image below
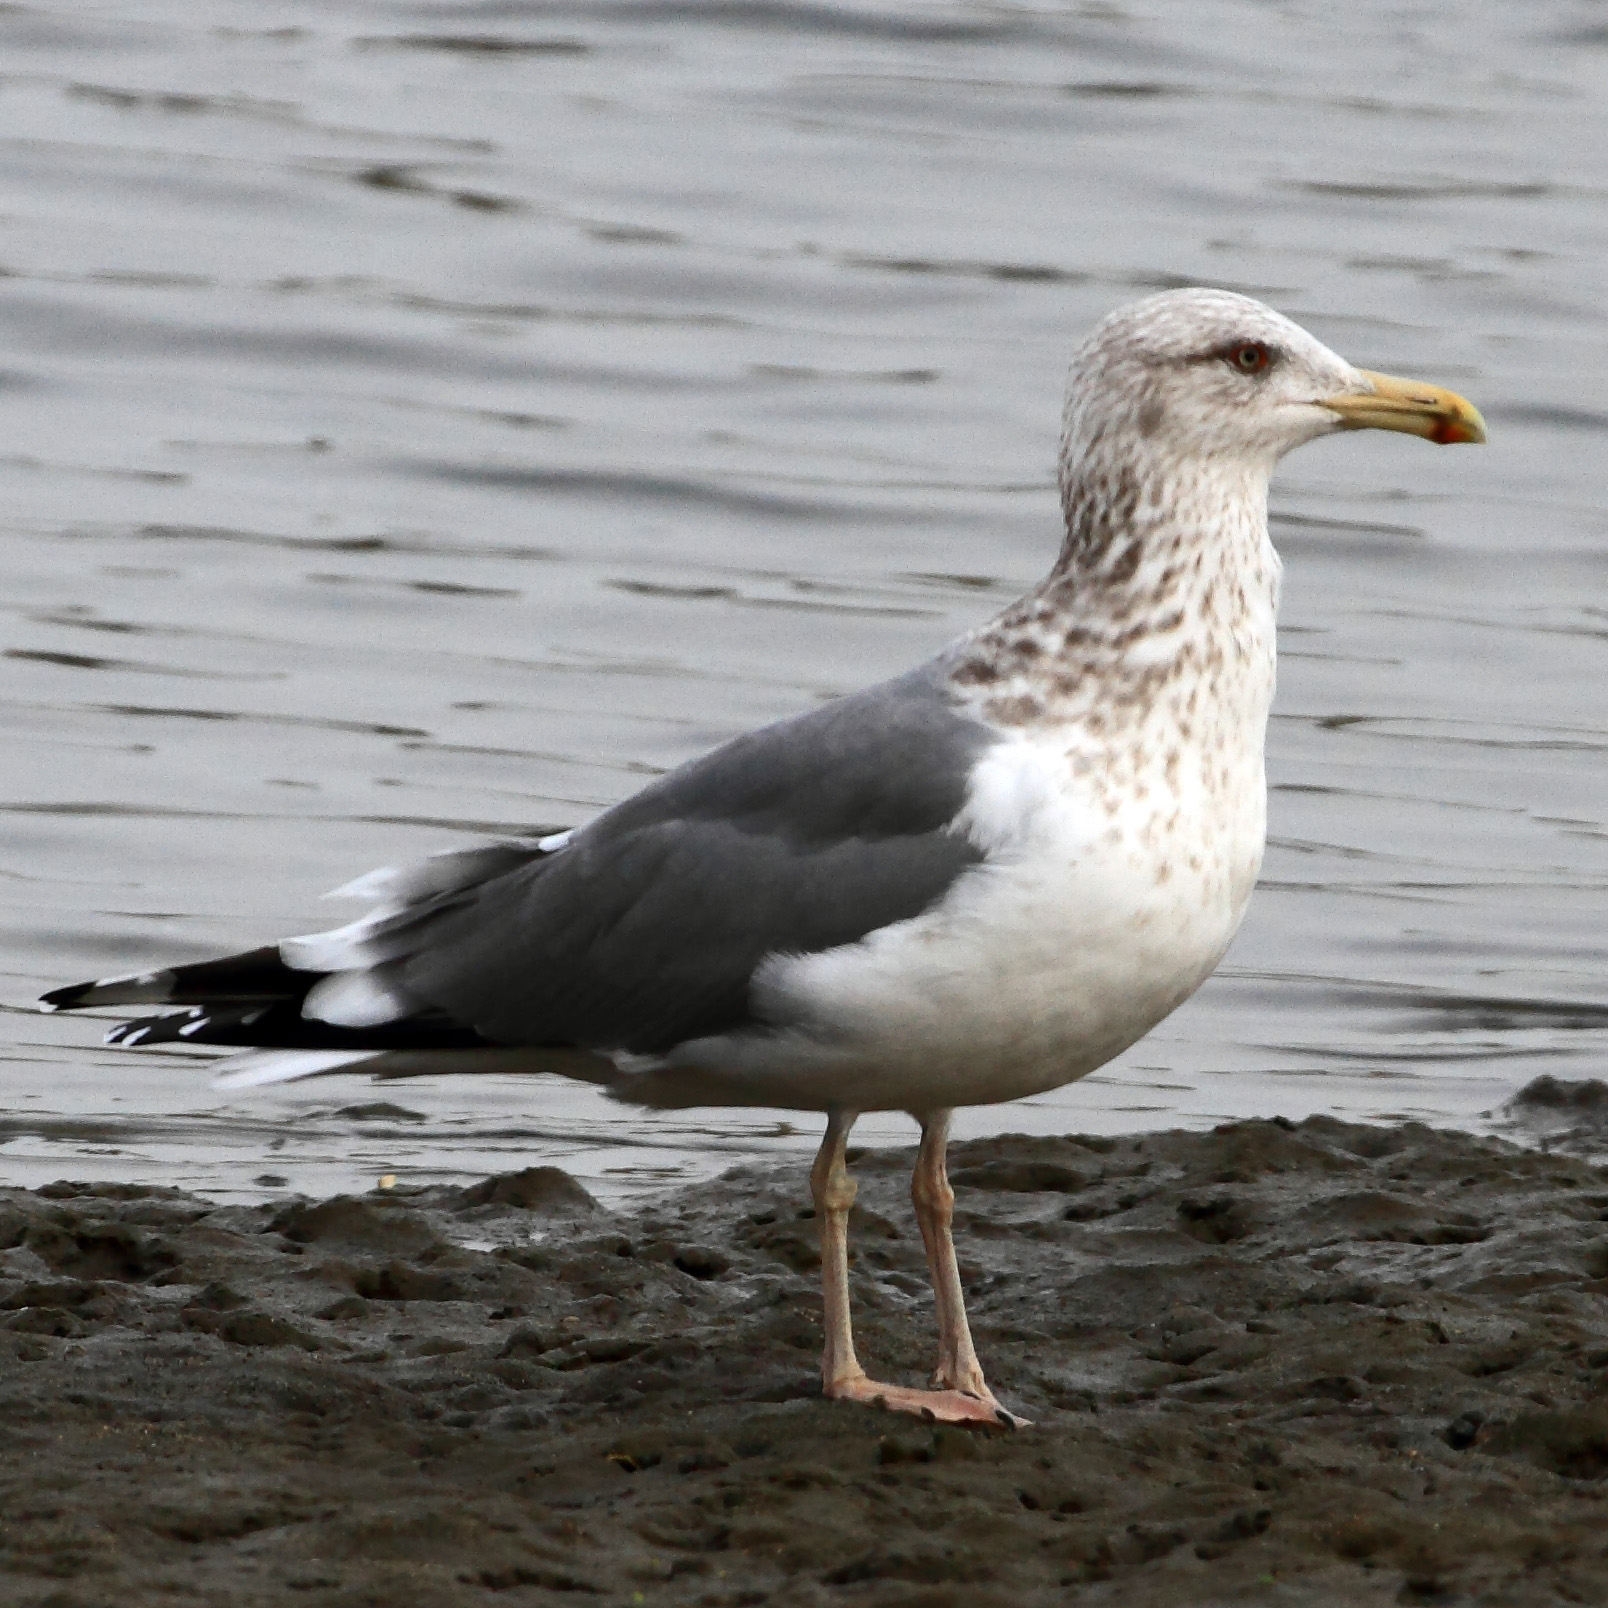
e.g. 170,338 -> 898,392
3,1112 -> 1607,1605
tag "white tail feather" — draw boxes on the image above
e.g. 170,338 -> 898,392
323,837 -> 563,907
211,1049 -> 379,1089
324,865 -> 401,903
279,909 -> 399,973
213,1044 -> 621,1091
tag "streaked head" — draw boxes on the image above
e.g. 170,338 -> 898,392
1062,287 -> 1485,477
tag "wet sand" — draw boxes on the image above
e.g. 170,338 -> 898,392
4,1109 -> 1608,1607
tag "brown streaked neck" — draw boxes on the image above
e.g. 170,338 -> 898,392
943,452 -> 1278,730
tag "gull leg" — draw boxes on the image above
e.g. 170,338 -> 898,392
810,1108 -> 1023,1429
911,1109 -> 1026,1424
811,1107 -> 867,1394
912,1109 -> 984,1393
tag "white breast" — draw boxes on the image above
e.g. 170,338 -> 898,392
663,512 -> 1281,1114
670,691 -> 1269,1114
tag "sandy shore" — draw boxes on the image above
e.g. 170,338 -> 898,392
3,1109 -> 1608,1606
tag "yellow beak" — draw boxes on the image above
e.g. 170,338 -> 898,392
1320,370 -> 1487,445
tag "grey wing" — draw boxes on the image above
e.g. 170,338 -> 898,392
354,667 -> 996,1054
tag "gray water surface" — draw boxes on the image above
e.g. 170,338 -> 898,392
4,1 -> 1607,1202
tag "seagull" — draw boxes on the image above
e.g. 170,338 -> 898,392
41,289 -> 1484,1427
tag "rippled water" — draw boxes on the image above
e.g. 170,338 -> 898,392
4,1 -> 1607,1203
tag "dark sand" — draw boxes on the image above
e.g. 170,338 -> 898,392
5,1108 -> 1608,1607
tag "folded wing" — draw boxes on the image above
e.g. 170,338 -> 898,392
43,668 -> 995,1071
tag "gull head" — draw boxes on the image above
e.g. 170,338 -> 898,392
1061,288 -> 1486,485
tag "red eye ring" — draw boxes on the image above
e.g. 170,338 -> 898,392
1230,341 -> 1271,373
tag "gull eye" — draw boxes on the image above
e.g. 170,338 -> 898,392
1228,341 -> 1271,374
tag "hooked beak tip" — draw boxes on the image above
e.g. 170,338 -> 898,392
1322,369 -> 1487,445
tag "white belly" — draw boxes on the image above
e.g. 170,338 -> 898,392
654,724 -> 1267,1113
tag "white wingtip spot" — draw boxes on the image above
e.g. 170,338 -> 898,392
101,969 -> 168,990
537,829 -> 573,853
59,969 -> 179,1009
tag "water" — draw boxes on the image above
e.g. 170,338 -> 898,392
4,0 -> 1607,1204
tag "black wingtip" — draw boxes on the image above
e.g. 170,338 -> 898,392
40,981 -> 92,1013
38,969 -> 178,1013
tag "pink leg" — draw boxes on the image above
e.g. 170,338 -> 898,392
811,1108 -> 867,1395
810,1109 -> 1025,1429
911,1109 -> 1024,1421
